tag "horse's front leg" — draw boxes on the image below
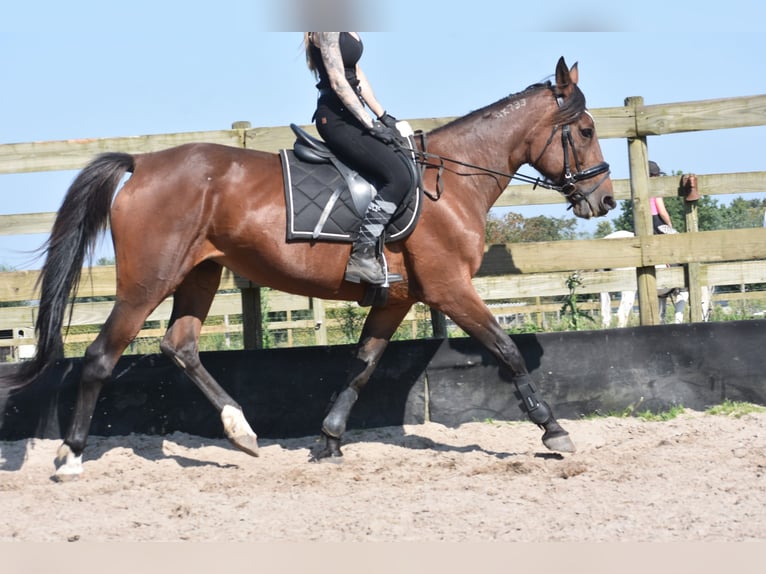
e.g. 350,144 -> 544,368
312,302 -> 411,461
436,290 -> 575,453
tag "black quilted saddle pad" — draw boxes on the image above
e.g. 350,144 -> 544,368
280,149 -> 421,243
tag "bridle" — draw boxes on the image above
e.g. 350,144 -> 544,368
541,94 -> 611,204
409,90 -> 610,207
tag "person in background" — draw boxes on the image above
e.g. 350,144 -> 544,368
649,160 -> 674,234
649,160 -> 687,323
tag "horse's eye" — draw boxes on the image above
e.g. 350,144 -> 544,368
580,128 -> 594,139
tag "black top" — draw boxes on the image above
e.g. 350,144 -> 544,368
310,32 -> 364,91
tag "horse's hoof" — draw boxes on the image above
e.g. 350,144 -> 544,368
221,405 -> 259,457
229,435 -> 260,458
52,443 -> 83,482
52,470 -> 80,483
309,434 -> 343,462
309,450 -> 344,464
542,429 -> 576,453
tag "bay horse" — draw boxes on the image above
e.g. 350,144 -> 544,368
1,57 -> 614,479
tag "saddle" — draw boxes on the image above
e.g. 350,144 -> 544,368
279,123 -> 422,243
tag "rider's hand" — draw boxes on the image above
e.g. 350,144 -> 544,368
368,121 -> 400,145
377,111 -> 398,129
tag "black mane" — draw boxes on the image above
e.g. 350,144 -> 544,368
431,80 -> 586,135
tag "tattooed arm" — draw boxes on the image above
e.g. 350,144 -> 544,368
316,32 -> 374,129
356,66 -> 386,120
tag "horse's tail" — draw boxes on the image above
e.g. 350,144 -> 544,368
0,152 -> 135,392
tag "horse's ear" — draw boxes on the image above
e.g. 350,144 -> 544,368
569,61 -> 579,85
555,57 -> 579,93
555,57 -> 570,92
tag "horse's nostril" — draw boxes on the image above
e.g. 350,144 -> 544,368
602,196 -> 617,211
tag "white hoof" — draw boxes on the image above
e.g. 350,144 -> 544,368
53,443 -> 83,482
221,405 -> 259,457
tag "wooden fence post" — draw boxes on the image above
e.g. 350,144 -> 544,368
430,308 -> 447,339
626,96 -> 660,326
311,298 -> 327,345
231,120 -> 251,145
231,121 -> 264,349
684,192 -> 704,322
239,279 -> 263,350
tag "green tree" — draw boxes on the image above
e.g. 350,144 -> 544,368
719,197 -> 766,229
613,194 -> 741,233
486,212 -> 578,243
0,264 -> 17,308
485,211 -> 524,243
695,196 -> 725,231
329,302 -> 366,344
593,220 -> 614,238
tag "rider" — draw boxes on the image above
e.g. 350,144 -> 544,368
304,32 -> 411,285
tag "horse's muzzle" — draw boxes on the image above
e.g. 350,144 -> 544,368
568,168 -> 615,219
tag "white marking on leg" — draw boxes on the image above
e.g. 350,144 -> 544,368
53,443 -> 83,481
221,405 -> 252,436
221,405 -> 259,457
221,405 -> 250,436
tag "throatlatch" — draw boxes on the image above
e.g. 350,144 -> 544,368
512,375 -> 553,426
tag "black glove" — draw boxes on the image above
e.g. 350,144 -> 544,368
377,111 -> 398,129
368,121 -> 400,145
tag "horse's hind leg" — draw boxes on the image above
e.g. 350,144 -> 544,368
55,300 -> 160,480
312,302 -> 412,461
159,261 -> 259,456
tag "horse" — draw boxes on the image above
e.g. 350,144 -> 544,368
0,57 -> 615,479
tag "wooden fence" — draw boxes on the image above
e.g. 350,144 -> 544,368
2,94 -> 766,356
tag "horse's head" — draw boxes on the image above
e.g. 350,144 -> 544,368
529,57 -> 615,219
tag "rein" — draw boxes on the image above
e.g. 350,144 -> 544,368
411,145 -> 556,199
408,93 -> 610,205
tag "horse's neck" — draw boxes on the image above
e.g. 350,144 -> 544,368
430,120 -> 509,166
426,101 -> 542,205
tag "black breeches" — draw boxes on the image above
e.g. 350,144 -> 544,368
315,100 -> 411,206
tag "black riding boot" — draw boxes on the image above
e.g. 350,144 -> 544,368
344,196 -> 397,285
345,243 -> 385,284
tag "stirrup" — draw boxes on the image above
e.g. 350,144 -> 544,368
379,249 -> 402,287
374,236 -> 402,287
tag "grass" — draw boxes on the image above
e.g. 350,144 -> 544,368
582,396 -> 651,419
705,399 -> 766,418
583,405 -> 686,421
582,399 -> 766,421
635,405 -> 687,422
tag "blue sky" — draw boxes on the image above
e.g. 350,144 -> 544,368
2,1 -> 765,268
